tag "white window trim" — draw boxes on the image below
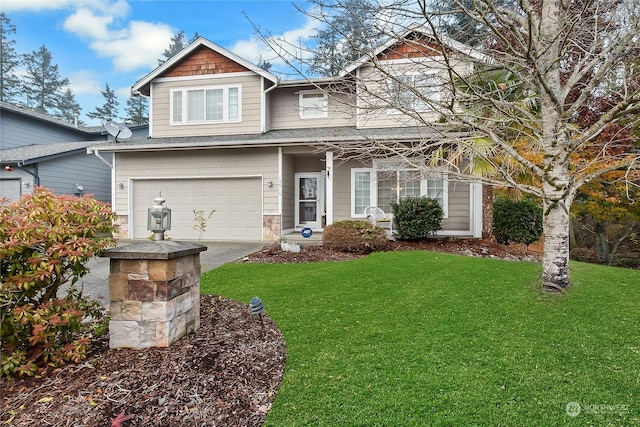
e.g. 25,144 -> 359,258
351,167 -> 448,218
170,84 -> 242,125
299,90 -> 328,119
351,168 -> 375,217
387,71 -> 441,115
420,173 -> 449,218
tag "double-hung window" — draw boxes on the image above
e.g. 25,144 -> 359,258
389,72 -> 440,113
299,91 -> 328,119
351,167 -> 448,217
171,85 -> 241,124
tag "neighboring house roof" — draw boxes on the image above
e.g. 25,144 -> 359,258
89,126 -> 467,152
0,101 -> 100,134
131,37 -> 279,96
0,141 -> 106,166
339,24 -> 483,77
278,76 -> 346,88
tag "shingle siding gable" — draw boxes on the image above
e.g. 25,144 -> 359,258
162,46 -> 251,78
377,34 -> 443,61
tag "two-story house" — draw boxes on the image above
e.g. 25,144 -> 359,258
89,27 -> 487,242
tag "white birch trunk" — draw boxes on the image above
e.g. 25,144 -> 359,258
538,0 -> 572,291
541,198 -> 571,291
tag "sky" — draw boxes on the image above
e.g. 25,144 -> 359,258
1,0 -> 320,126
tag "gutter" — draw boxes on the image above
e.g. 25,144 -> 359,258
16,162 -> 40,185
87,147 -> 113,168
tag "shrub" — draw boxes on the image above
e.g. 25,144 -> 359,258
492,197 -> 543,246
323,220 -> 388,253
1,187 -> 118,378
392,197 -> 443,240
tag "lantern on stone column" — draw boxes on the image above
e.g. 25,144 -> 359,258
147,194 -> 171,241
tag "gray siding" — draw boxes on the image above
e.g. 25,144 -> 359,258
38,152 -> 112,203
442,181 -> 470,231
0,109 -> 102,149
281,154 -> 295,230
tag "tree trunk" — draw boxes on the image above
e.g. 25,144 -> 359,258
541,200 -> 571,292
594,221 -> 609,263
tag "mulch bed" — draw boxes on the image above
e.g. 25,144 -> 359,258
1,238 -> 537,426
1,296 -> 286,427
244,238 -> 540,264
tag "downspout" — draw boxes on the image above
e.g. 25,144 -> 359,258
87,147 -> 116,212
16,162 -> 39,185
87,147 -> 113,169
262,77 -> 279,133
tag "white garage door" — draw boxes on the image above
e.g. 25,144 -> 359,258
0,179 -> 21,202
132,178 -> 262,241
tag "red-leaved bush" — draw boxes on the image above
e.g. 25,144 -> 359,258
1,187 -> 118,378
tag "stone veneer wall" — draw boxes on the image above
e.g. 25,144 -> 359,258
105,241 -> 206,349
263,215 -> 281,242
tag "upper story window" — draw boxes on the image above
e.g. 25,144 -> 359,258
389,72 -> 440,113
171,85 -> 241,124
299,91 -> 328,119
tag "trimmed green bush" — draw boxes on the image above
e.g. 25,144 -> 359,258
392,197 -> 443,240
492,197 -> 543,246
322,220 -> 388,253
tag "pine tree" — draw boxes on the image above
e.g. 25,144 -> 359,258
158,31 -> 200,65
433,0 -> 516,46
0,13 -> 21,103
87,83 -> 120,122
257,56 -> 273,72
55,88 -> 82,124
124,96 -> 148,125
309,0 -> 383,77
21,45 -> 69,114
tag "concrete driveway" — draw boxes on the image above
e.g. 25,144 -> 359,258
66,241 -> 265,306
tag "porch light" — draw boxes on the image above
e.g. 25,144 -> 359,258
147,194 -> 172,241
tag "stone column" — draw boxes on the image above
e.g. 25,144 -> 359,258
104,241 -> 207,349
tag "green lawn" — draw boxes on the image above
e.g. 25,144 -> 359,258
201,251 -> 640,426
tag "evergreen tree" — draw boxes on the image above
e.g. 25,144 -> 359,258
21,45 -> 69,114
433,0 -> 516,46
158,31 -> 200,65
257,56 -> 273,72
87,83 -> 120,122
55,88 -> 82,124
309,0 -> 383,76
0,13 -> 21,103
124,95 -> 148,125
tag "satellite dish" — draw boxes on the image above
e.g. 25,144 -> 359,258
104,120 -> 132,142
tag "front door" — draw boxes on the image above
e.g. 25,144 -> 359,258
295,173 -> 321,229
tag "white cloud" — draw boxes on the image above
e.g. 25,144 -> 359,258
68,70 -> 101,95
229,14 -> 320,69
0,0 -> 77,12
114,85 -> 131,100
89,21 -> 173,72
61,2 -> 172,73
63,8 -> 114,40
